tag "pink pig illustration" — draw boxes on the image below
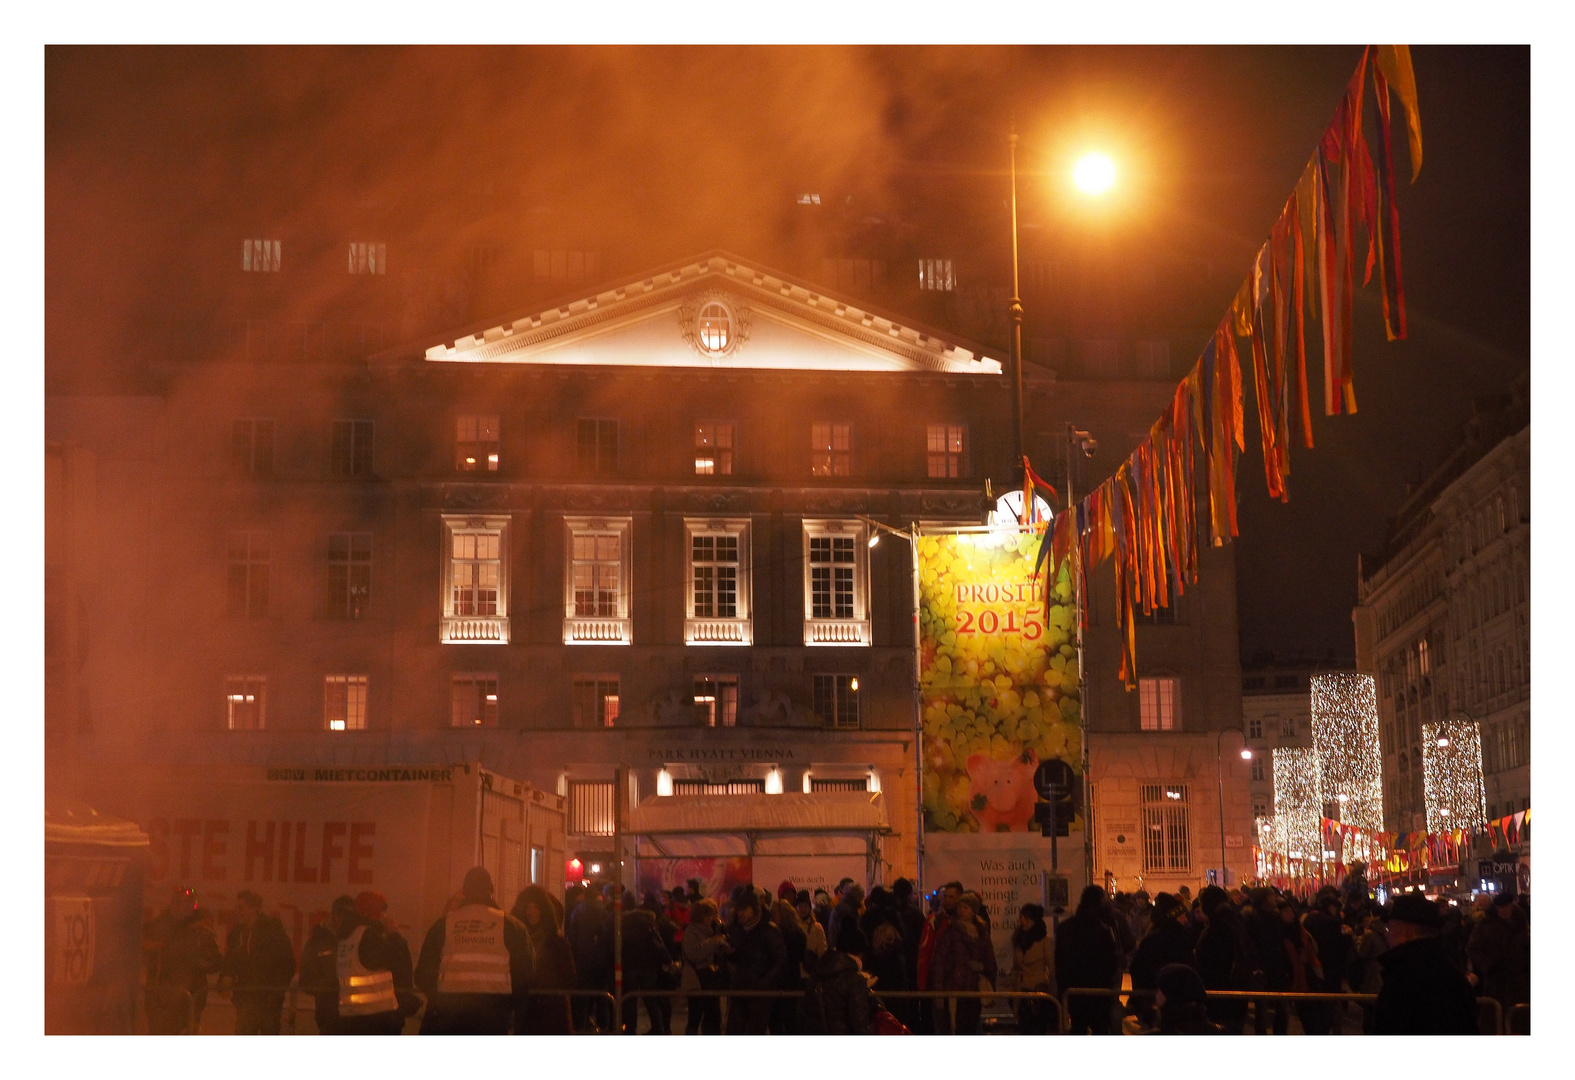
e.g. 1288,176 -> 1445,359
965,748 -> 1039,832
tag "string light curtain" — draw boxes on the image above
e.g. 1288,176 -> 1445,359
1422,718 -> 1487,833
1311,673 -> 1384,830
1271,747 -> 1324,871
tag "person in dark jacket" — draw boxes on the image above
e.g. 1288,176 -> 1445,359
414,868 -> 535,1034
220,890 -> 297,1035
1467,893 -> 1530,1030
725,889 -> 786,1034
1127,892 -> 1193,1029
512,885 -> 577,1034
770,898 -> 810,1034
681,899 -> 728,1035
1373,895 -> 1477,1034
1300,888 -> 1353,1035
859,889 -> 917,1034
299,895 -> 410,1035
565,887 -> 612,1031
1153,963 -> 1221,1034
144,890 -> 224,1034
827,883 -> 865,951
801,925 -> 875,1034
619,905 -> 675,1034
929,893 -> 996,1035
1055,885 -> 1121,1035
1245,889 -> 1292,1035
1193,885 -> 1255,1034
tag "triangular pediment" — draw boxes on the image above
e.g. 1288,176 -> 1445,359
411,252 -> 1004,376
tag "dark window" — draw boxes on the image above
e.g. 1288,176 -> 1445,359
812,674 -> 860,729
327,533 -> 371,618
331,420 -> 373,477
577,419 -> 618,474
231,419 -> 274,476
573,676 -> 620,729
227,532 -> 269,618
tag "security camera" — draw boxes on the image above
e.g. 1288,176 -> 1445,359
1080,438 -> 1098,458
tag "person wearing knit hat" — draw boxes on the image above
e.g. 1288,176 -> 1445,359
777,879 -> 798,901
415,866 -> 535,1034
1153,963 -> 1219,1034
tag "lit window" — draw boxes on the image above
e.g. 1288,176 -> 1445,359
441,517 -> 509,644
331,420 -> 374,477
565,519 -> 631,644
694,675 -> 739,727
685,520 -> 751,644
697,302 -> 732,352
695,422 -> 734,476
810,422 -> 852,477
347,242 -> 387,275
674,778 -> 765,795
227,532 -> 270,618
457,415 -> 501,472
573,676 -> 620,729
797,193 -> 821,205
811,777 -> 869,793
324,675 -> 368,731
242,239 -> 280,272
926,423 -> 965,479
693,535 -> 738,618
803,520 -> 870,646
567,780 -> 615,835
328,533 -> 371,618
231,419 -> 274,476
813,674 -> 860,729
225,676 -> 266,731
1419,637 -> 1430,675
1139,677 -> 1178,731
918,258 -> 954,291
451,674 -> 498,727
576,419 -> 618,475
1140,783 -> 1191,872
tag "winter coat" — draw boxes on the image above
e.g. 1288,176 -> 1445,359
726,916 -> 787,991
801,916 -> 828,973
775,918 -> 808,990
682,918 -> 727,973
800,949 -> 874,1034
928,918 -> 997,992
1053,910 -> 1119,991
145,911 -> 222,993
566,899 -> 611,979
1467,908 -> 1531,1009
1009,935 -> 1054,993
1129,919 -> 1195,997
300,915 -> 410,1031
517,928 -> 577,1034
221,914 -> 297,994
1245,909 -> 1292,988
1302,908 -> 1352,991
1354,926 -> 1389,994
1194,905 -> 1257,992
827,898 -> 862,949
1374,936 -> 1477,1034
619,909 -> 673,982
860,909 -> 911,992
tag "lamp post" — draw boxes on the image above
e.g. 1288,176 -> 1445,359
1008,127 -> 1026,476
1215,727 -> 1252,888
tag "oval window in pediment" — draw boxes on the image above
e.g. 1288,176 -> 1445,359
697,301 -> 732,352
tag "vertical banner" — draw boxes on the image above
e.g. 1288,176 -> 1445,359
916,531 -> 1082,834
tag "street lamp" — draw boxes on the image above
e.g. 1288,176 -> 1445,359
1216,727 -> 1251,888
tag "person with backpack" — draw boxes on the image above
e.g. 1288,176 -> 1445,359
1055,885 -> 1121,1035
1193,885 -> 1256,1034
859,887 -> 916,1033
801,925 -> 875,1034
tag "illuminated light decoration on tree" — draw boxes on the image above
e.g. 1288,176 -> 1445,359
1422,718 -> 1487,834
1310,673 -> 1384,866
1269,747 -> 1324,875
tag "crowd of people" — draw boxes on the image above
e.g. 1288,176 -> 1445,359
140,865 -> 1529,1036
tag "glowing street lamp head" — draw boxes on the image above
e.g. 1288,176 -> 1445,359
1073,152 -> 1117,196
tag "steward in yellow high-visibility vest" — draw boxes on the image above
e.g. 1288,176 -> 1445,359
302,895 -> 415,1035
415,867 -> 535,1034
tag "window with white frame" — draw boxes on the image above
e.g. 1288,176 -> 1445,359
327,532 -> 371,618
232,419 -> 274,476
813,674 -> 861,729
567,780 -> 615,835
242,239 -> 281,272
694,422 -> 734,476
456,415 -> 500,472
451,674 -> 498,727
441,516 -> 509,644
1140,783 -> 1191,873
810,422 -> 852,477
927,423 -> 966,479
331,420 -> 374,477
348,242 -> 387,275
918,258 -> 955,291
694,675 -> 739,727
324,674 -> 368,731
576,419 -> 619,475
572,676 -> 620,729
226,676 -> 266,731
686,519 -> 751,644
1247,716 -> 1263,739
565,519 -> 631,644
803,520 -> 870,645
1252,800 -> 1268,820
1139,677 -> 1178,731
227,532 -> 270,618
1250,758 -> 1266,782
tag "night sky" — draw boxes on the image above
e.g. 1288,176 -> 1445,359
45,45 -> 1529,665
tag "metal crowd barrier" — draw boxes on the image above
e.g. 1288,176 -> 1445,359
1507,1002 -> 1529,1035
617,987 -> 1062,1034
1059,987 -> 1506,1035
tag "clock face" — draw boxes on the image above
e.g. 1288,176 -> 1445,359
990,489 -> 1053,527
